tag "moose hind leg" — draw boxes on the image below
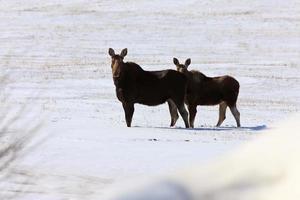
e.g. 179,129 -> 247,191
216,102 -> 227,127
229,104 -> 241,127
167,99 -> 179,127
188,104 -> 197,128
177,103 -> 190,128
122,102 -> 135,127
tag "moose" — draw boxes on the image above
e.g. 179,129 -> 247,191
108,48 -> 190,128
172,58 -> 241,128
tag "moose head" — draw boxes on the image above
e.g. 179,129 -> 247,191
108,48 -> 128,78
173,57 -> 191,75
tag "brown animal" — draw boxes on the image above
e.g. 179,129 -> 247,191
173,57 -> 241,128
108,48 -> 190,128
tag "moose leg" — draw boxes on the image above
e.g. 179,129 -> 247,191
167,99 -> 179,127
188,104 -> 197,128
122,102 -> 135,127
216,102 -> 227,127
229,104 -> 241,127
176,103 -> 190,128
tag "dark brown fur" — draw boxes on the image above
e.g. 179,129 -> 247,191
173,58 -> 241,128
108,48 -> 189,128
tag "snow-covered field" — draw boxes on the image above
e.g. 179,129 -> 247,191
0,0 -> 299,199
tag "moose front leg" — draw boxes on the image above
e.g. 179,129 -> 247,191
188,104 -> 197,128
116,88 -> 125,102
122,102 -> 135,127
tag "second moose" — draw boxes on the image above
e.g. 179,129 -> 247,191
173,58 -> 241,128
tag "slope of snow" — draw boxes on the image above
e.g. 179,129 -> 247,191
106,114 -> 300,200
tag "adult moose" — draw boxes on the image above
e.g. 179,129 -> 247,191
108,48 -> 189,128
173,58 -> 241,128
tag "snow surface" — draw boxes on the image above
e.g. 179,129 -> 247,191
105,114 -> 300,200
0,0 -> 299,199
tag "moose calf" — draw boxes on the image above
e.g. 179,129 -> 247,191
173,58 -> 241,128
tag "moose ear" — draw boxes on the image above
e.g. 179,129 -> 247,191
108,48 -> 115,57
173,58 -> 179,65
120,48 -> 128,58
185,58 -> 191,67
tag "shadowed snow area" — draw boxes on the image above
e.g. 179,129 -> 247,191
0,0 -> 299,199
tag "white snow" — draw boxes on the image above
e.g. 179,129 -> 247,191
105,114 -> 300,200
0,0 -> 299,199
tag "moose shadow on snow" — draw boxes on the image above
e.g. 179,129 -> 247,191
136,125 -> 267,132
